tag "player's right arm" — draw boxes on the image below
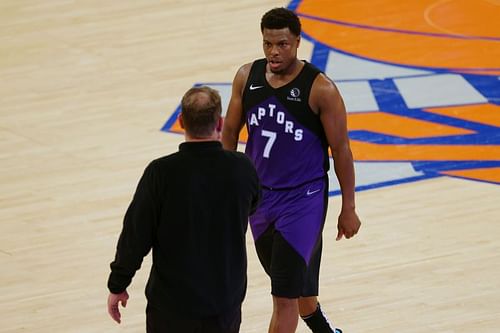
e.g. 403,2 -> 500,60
222,63 -> 251,151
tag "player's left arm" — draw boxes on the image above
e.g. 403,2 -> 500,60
311,74 -> 361,240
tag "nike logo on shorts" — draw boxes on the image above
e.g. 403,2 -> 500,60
306,188 -> 321,196
249,84 -> 264,90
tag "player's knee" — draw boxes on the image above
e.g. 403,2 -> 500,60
273,296 -> 299,314
298,296 -> 318,316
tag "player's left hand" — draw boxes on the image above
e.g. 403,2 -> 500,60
336,208 -> 361,240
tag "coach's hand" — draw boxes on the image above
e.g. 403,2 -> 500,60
336,208 -> 361,240
107,291 -> 129,324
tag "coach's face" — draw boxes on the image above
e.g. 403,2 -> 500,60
262,28 -> 300,74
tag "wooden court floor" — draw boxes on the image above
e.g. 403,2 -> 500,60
1,1 -> 499,332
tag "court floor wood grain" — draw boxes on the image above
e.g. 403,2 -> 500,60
1,1 -> 499,332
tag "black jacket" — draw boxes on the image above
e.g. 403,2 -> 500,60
108,141 -> 260,317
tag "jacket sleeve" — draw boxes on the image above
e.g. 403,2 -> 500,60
107,163 -> 159,294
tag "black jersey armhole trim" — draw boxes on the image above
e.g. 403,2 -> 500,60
242,59 -> 268,104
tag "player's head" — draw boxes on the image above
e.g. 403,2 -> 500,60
260,7 -> 301,74
261,7 -> 301,36
180,86 -> 222,139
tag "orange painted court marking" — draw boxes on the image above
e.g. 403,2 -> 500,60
170,120 -> 183,133
454,69 -> 500,76
441,167 -> 500,183
297,0 -> 500,38
297,0 -> 500,72
347,112 -> 473,138
425,104 -> 500,127
350,140 -> 500,161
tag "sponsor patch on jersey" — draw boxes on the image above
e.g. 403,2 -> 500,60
287,87 -> 302,102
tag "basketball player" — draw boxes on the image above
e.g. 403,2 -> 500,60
107,86 -> 260,333
222,8 -> 361,333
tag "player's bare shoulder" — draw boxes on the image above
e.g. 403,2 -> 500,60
310,72 -> 342,115
233,62 -> 253,95
237,62 -> 253,77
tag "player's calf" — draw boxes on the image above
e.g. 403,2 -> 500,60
300,303 -> 342,333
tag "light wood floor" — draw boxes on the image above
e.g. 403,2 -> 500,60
1,1 -> 499,332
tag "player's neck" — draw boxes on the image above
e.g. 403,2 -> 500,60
277,59 -> 302,77
267,59 -> 303,88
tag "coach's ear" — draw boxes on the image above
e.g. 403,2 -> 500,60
178,112 -> 185,129
216,116 -> 223,132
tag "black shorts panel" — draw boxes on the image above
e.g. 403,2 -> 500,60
255,225 -> 322,298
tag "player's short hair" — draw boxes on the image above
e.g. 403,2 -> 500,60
181,86 -> 221,138
261,7 -> 302,36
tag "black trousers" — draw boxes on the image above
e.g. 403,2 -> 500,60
146,304 -> 242,333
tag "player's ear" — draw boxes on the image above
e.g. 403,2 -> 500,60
296,35 -> 301,48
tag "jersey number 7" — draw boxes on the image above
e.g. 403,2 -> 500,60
261,130 -> 276,159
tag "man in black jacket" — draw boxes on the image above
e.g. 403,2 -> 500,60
107,86 -> 261,333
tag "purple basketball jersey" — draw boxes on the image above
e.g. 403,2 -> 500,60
245,96 -> 327,188
242,59 -> 329,189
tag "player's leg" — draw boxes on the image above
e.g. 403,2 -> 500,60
300,299 -> 341,333
298,179 -> 342,333
255,227 -> 301,333
254,223 -> 275,277
298,237 -> 340,333
251,187 -> 278,277
267,231 -> 306,333
251,189 -> 299,332
299,295 -> 318,317
269,296 -> 299,333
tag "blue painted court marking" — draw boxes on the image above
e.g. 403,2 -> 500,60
369,79 -> 406,111
161,105 -> 181,132
369,80 -> 482,133
413,161 -> 500,173
287,0 -> 301,11
463,75 -> 500,105
329,174 -> 440,197
310,42 -> 330,72
348,130 -> 500,146
412,161 -> 500,186
369,78 -> 498,133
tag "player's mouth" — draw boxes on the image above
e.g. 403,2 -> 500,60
268,59 -> 282,71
